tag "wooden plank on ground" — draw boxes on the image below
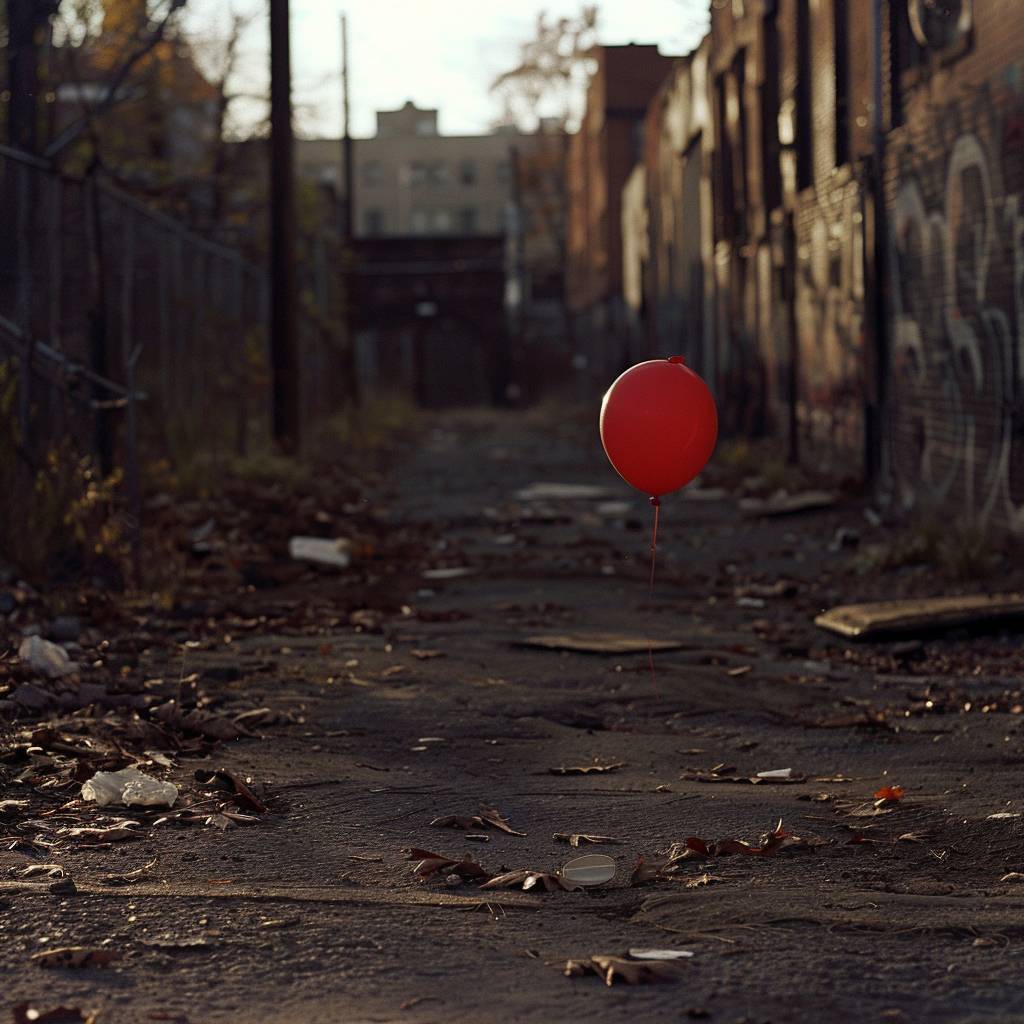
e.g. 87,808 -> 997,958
815,593 -> 1024,639
518,633 -> 691,654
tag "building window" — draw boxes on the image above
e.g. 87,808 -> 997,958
409,162 -> 428,186
362,160 -> 383,186
460,160 -> 477,185
364,208 -> 384,235
428,163 -> 450,186
834,0 -> 850,167
433,210 -> 453,232
458,207 -> 478,233
795,0 -> 813,189
496,161 -> 511,184
410,208 -> 430,234
416,117 -> 435,136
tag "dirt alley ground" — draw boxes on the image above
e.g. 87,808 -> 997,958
4,406 -> 1024,1024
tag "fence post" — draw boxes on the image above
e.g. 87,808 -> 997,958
85,174 -> 114,476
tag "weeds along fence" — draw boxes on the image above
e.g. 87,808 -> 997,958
0,143 -> 347,581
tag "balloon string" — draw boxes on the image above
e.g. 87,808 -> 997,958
648,496 -> 660,686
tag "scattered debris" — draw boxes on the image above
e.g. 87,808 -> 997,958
515,483 -> 610,501
550,763 -> 624,776
18,636 -> 78,678
560,854 -> 616,886
422,567 -> 476,580
410,649 -> 444,660
12,1005 -> 97,1024
287,536 -> 352,569
100,859 -> 158,886
407,848 -> 490,883
681,764 -> 806,785
81,768 -> 178,808
31,947 -> 120,969
815,593 -> 1024,639
430,806 -> 525,836
552,833 -> 621,847
628,948 -> 694,960
1000,872 -> 1024,882
874,785 -> 905,806
520,634 -> 688,654
739,491 -> 837,517
481,869 -> 581,893
563,955 -> 680,985
194,768 -> 268,814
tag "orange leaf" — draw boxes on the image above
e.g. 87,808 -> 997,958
873,785 -> 905,802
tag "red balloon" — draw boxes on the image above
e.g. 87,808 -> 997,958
600,356 -> 717,498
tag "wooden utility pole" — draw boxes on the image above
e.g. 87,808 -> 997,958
6,1 -> 58,151
340,12 -> 354,242
269,0 -> 301,452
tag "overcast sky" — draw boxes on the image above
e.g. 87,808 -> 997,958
182,0 -> 708,139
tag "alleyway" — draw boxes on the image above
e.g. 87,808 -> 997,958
4,407 -> 1024,1023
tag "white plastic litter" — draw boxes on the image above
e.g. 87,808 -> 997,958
18,635 -> 78,678
628,948 -> 695,960
82,768 -> 178,808
288,536 -> 352,569
756,768 -> 798,780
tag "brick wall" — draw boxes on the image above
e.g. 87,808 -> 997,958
884,0 -> 1024,532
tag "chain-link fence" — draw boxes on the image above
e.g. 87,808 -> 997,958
0,142 -> 348,582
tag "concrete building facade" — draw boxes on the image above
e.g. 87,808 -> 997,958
297,101 -> 518,238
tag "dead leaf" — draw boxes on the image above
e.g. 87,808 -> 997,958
553,833 -> 621,847
194,768 -> 268,813
430,806 -> 525,836
407,848 -> 490,883
61,821 -> 143,844
12,1005 -> 97,1024
563,955 -> 680,985
874,785 -> 905,805
549,763 -> 624,776
19,864 -> 67,879
410,649 -> 444,660
685,873 -> 725,888
31,947 -> 120,969
481,869 -> 580,892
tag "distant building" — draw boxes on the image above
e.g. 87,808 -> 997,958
565,44 -> 679,376
297,101 -> 521,238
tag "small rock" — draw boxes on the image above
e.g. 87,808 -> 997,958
48,878 -> 77,896
18,636 -> 78,678
49,616 -> 81,643
288,536 -> 352,570
10,682 -> 54,712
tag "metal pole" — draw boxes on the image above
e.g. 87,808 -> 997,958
865,0 -> 889,486
341,12 -> 354,242
269,0 -> 301,452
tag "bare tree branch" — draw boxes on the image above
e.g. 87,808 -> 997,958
45,0 -> 189,160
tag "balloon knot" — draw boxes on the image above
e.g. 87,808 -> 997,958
668,355 -> 685,365
649,496 -> 661,507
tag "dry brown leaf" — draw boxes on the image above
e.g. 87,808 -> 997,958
553,833 -> 621,847
407,848 -> 490,882
549,763 -> 624,776
430,806 -> 525,836
685,872 -> 725,887
31,947 -> 120,969
563,955 -> 679,985
481,869 -> 581,892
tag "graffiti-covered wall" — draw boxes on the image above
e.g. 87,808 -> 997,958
886,11 -> 1024,532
